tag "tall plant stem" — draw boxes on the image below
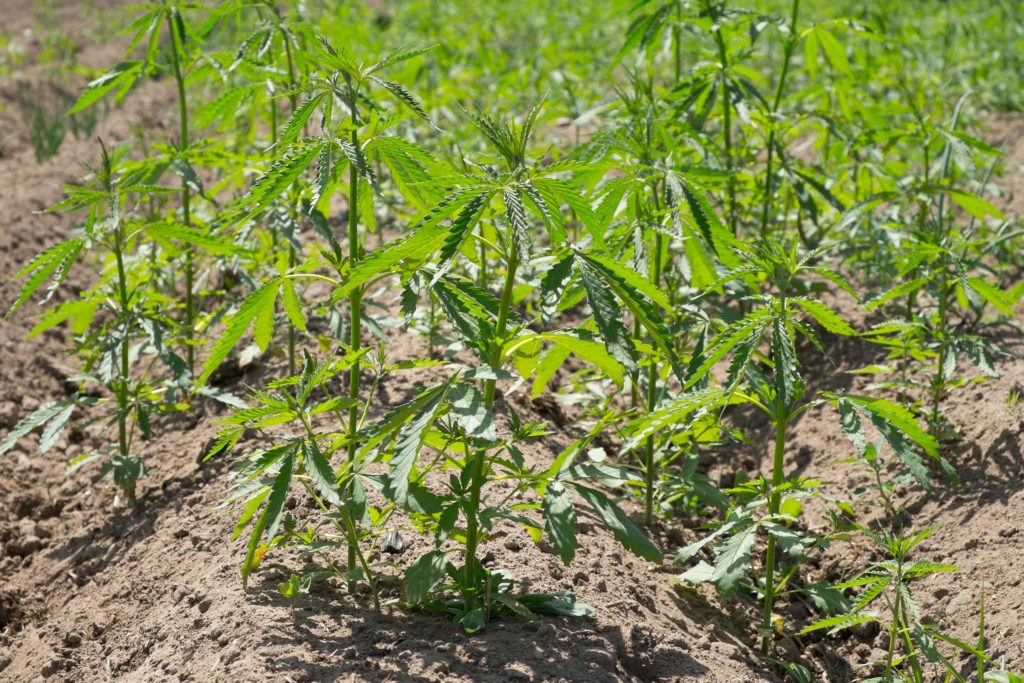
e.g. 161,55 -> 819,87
672,1 -> 682,83
760,415 -> 788,653
465,249 -> 520,612
930,272 -> 950,432
113,228 -> 133,502
283,31 -> 299,374
884,589 -> 901,675
758,0 -> 801,241
709,4 -> 737,235
345,107 -> 363,582
644,227 -> 665,527
166,14 -> 194,376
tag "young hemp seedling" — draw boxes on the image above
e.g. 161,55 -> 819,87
802,526 -> 983,682
67,0 -> 216,375
2,144 -> 231,504
634,242 -> 942,653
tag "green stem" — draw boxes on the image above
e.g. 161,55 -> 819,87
166,13 -> 194,376
761,416 -> 788,653
884,589 -> 900,676
465,249 -> 520,612
672,1 -> 682,83
759,0 -> 801,242
930,272 -> 949,433
709,4 -> 737,235
346,107 -> 362,585
282,25 -> 300,375
113,228 -> 134,503
644,231 -> 664,527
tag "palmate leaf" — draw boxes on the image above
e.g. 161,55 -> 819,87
772,317 -> 800,408
368,77 -> 438,130
404,549 -> 451,605
364,44 -> 438,76
563,482 -> 662,563
503,186 -> 531,265
578,250 -> 670,311
577,251 -> 681,377
666,171 -> 739,267
331,189 -> 481,302
530,178 -> 602,245
577,259 -> 637,375
866,275 -> 933,310
369,136 -> 440,209
193,84 -> 256,130
519,180 -> 566,244
712,521 -> 757,596
0,398 -> 78,456
966,277 -> 1016,317
277,92 -> 327,151
143,221 -> 242,256
624,387 -> 725,451
790,297 -> 856,336
339,137 -> 378,191
801,612 -> 877,634
539,331 -> 626,388
301,441 -> 343,508
384,384 -> 449,505
280,279 -> 307,332
539,251 -> 575,322
438,191 -> 492,268
614,2 -> 673,65
67,60 -> 143,114
834,395 -> 946,490
227,142 -> 319,226
543,481 -> 578,565
242,451 -> 293,589
5,238 -> 84,319
684,308 -> 772,391
433,278 -> 494,350
355,382 -> 450,458
199,279 -> 282,386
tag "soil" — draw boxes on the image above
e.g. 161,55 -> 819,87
1,2 -> 1023,683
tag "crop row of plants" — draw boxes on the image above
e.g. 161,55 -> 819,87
4,0 -> 1023,680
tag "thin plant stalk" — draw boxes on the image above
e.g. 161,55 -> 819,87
346,103 -> 362,583
643,226 -> 664,527
759,0 -> 801,241
465,248 -> 520,612
113,222 -> 135,504
707,0 -> 737,234
760,415 -> 787,653
165,12 -> 194,376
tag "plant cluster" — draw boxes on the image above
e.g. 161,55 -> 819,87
3,0 -> 1023,679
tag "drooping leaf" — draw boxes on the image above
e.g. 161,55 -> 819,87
564,483 -> 662,562
242,452 -> 294,588
404,550 -> 451,604
199,279 -> 282,386
543,481 -> 578,565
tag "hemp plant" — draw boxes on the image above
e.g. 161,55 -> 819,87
636,242 -> 941,652
67,0 -> 213,375
2,143 -> 230,504
209,353 -> 382,604
803,526 -> 983,682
